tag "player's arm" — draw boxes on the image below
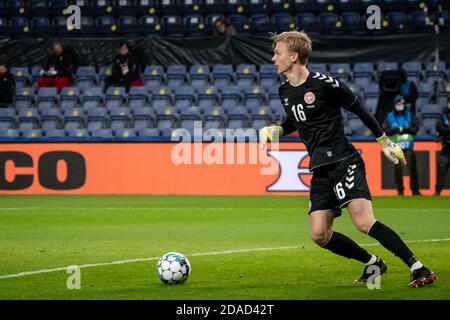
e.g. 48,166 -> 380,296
332,82 -> 406,165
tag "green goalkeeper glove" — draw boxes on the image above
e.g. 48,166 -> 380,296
376,133 -> 407,165
259,125 -> 284,149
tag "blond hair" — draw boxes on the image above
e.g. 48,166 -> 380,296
271,31 -> 312,65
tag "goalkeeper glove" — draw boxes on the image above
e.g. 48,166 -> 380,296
376,133 -> 406,165
259,125 -> 284,149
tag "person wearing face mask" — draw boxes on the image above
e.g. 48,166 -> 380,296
435,98 -> 450,196
384,95 -> 421,195
37,41 -> 74,93
0,64 -> 15,108
105,42 -> 143,92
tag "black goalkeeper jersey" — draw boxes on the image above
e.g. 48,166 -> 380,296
279,71 -> 360,171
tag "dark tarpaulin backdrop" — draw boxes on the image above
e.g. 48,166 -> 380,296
0,33 -> 449,68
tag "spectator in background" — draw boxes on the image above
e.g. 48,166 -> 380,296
384,95 -> 421,195
399,69 -> 418,114
37,41 -> 74,93
435,97 -> 450,196
0,64 -> 15,107
212,17 -> 236,36
105,42 -> 143,92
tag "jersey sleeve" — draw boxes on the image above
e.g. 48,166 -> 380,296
327,79 -> 384,138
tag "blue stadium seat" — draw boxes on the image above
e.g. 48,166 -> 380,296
128,86 -> 149,108
185,14 -> 208,36
77,15 -> 98,36
259,64 -> 278,89
244,86 -> 266,109
156,106 -> 178,130
98,65 -> 112,88
269,0 -> 292,13
363,83 -> 380,98
402,61 -> 423,84
82,87 -> 104,109
0,17 -> 11,37
377,62 -> 398,76
171,127 -> 192,141
308,63 -> 327,75
229,14 -> 251,33
411,10 -> 434,33
110,107 -> 132,130
162,15 -> 185,36
30,0 -> 52,17
87,107 -> 108,132
37,87 -> 58,109
11,17 -> 31,36
15,87 -> 34,109
167,64 -> 187,89
386,11 -> 413,33
76,66 -> 97,91
0,108 -> 16,130
160,0 -> 183,15
8,0 -> 28,17
50,0 -> 69,16
53,16 -> 72,37
18,108 -> 40,129
203,106 -> 225,129
141,15 -> 161,34
226,106 -> 249,129
92,128 -> 114,138
183,0 -> 205,15
212,64 -> 233,88
151,87 -> 172,108
138,128 -> 160,137
198,86 -> 219,108
41,107 -> 63,130
236,64 -> 257,88
115,128 -> 137,138
249,13 -> 274,34
97,16 -> 118,36
31,65 -> 43,84
425,62 -> 447,79
60,87 -> 81,110
250,106 -> 272,128
339,0 -> 361,12
31,17 -> 52,36
319,12 -> 342,34
21,129 -> 43,138
204,0 -> 226,14
138,0 -> 160,16
189,64 -> 210,90
221,86 -> 242,108
64,107 -> 85,130
67,128 -> 89,138
227,0 -> 247,15
144,65 -> 165,89
71,0 -> 95,16
174,86 -> 196,108
272,13 -> 294,32
116,0 -> 139,15
10,67 -> 30,87
45,129 -> 65,138
180,107 -> 202,131
316,0 -> 337,13
247,0 -> 267,14
295,13 -> 322,34
329,63 -> 352,81
293,0 -> 318,13
118,15 -> 142,35
133,106 -> 156,129
94,0 -> 116,16
106,86 -> 127,109
92,129 -> 113,139
342,11 -> 366,35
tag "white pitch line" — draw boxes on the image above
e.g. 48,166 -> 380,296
1,238 -> 450,280
0,246 -> 298,280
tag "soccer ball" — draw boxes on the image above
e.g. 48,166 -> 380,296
157,252 -> 191,284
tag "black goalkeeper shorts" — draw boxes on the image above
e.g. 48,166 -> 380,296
309,154 -> 372,217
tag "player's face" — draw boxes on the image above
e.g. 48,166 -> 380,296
272,41 -> 295,75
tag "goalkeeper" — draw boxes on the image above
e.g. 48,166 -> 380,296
260,31 -> 436,288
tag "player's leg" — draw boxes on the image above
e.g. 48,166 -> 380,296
394,162 -> 404,195
309,209 -> 374,265
347,197 -> 437,287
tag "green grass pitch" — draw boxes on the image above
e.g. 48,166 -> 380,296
0,195 -> 449,300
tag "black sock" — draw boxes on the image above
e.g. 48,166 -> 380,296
368,221 -> 417,267
323,232 -> 372,264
